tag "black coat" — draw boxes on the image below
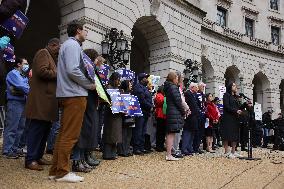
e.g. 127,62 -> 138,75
77,90 -> 100,150
220,92 -> 242,142
102,86 -> 122,144
164,81 -> 184,133
184,90 -> 200,131
132,83 -> 153,117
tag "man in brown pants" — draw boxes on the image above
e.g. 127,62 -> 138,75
49,20 -> 96,183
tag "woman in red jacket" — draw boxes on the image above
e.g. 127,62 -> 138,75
205,93 -> 220,153
154,86 -> 166,152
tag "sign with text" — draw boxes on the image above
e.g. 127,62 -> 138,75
219,85 -> 226,99
3,43 -> 15,62
116,69 -> 135,81
97,64 -> 110,86
107,89 -> 125,114
121,94 -> 143,117
1,10 -> 29,39
82,52 -> 110,104
254,103 -> 262,121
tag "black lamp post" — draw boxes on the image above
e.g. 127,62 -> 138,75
183,59 -> 199,88
101,28 -> 130,70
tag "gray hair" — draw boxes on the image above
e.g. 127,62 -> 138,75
189,82 -> 198,89
48,38 -> 60,45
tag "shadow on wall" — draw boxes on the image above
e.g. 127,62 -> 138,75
15,0 -> 61,64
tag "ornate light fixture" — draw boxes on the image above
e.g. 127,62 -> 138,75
183,59 -> 200,84
101,28 -> 130,70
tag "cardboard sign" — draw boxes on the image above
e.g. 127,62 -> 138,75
107,89 -> 125,114
219,85 -> 226,99
97,64 -> 110,86
116,69 -> 135,81
3,43 -> 15,62
1,10 -> 29,39
82,52 -> 111,104
121,94 -> 143,116
254,103 -> 262,121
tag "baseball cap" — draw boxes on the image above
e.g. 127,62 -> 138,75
138,73 -> 150,81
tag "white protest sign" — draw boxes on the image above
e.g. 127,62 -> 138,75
254,103 -> 262,121
219,85 -> 226,99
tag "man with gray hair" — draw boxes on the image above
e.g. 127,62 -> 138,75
181,82 -> 200,155
193,82 -> 206,154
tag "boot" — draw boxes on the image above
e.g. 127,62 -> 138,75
84,151 -> 100,166
72,160 -> 92,173
81,159 -> 95,169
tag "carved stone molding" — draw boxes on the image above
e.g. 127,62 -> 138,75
242,6 -> 259,21
150,0 -> 161,17
268,16 -> 284,28
216,0 -> 233,10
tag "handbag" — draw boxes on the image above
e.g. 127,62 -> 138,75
162,97 -> 167,115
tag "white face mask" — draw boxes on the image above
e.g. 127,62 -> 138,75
22,64 -> 29,72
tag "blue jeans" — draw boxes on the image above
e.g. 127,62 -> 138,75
72,145 -> 85,161
2,100 -> 26,155
181,130 -> 195,154
46,111 -> 61,151
263,128 -> 270,146
133,115 -> 149,152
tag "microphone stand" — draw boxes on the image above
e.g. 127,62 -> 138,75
239,99 -> 261,161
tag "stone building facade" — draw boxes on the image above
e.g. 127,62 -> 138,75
56,0 -> 284,115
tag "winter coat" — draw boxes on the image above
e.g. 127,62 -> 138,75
25,48 -> 58,122
184,90 -> 200,131
220,92 -> 243,142
132,82 -> 153,117
163,81 -> 185,133
154,92 -> 166,119
205,101 -> 220,128
103,85 -> 122,144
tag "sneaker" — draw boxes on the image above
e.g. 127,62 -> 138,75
165,155 -> 179,161
48,176 -> 56,180
233,152 -> 243,158
55,172 -> 84,183
4,153 -> 19,159
228,153 -> 236,159
223,152 -> 231,158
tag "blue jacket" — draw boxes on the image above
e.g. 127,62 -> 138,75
6,69 -> 29,101
132,82 -> 153,116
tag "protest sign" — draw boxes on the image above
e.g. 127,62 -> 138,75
1,10 -> 29,39
121,94 -> 143,117
219,85 -> 226,99
254,103 -> 262,121
107,89 -> 126,114
3,43 -> 15,62
82,52 -> 111,104
116,69 -> 135,81
97,64 -> 110,86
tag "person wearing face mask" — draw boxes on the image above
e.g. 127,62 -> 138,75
2,57 -> 29,159
132,73 -> 153,155
24,38 -> 60,170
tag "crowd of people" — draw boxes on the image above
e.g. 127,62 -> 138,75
1,12 -> 284,183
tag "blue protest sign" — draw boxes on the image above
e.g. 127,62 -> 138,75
116,69 -> 135,81
107,89 -> 126,114
3,43 -> 15,62
97,64 -> 110,86
121,94 -> 143,117
1,10 -> 29,39
82,52 -> 95,82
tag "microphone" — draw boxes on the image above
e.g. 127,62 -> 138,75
239,93 -> 251,100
